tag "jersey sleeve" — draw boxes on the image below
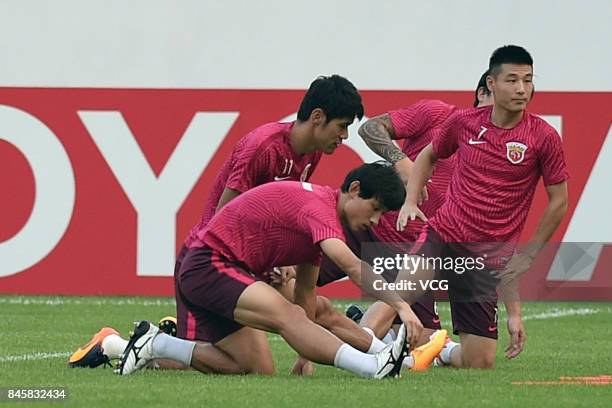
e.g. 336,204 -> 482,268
538,127 -> 569,186
225,144 -> 275,193
389,100 -> 452,140
431,111 -> 462,159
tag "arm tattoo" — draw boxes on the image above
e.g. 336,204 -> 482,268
358,116 -> 407,164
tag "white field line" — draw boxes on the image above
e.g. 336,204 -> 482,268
0,297 -> 175,307
435,307 -> 603,330
0,352 -> 71,363
521,307 -> 600,321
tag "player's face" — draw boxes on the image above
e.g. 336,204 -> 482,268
488,64 -> 534,113
314,117 -> 353,154
342,184 -> 385,231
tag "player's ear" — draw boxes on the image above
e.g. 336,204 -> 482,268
348,180 -> 361,197
310,108 -> 326,125
477,87 -> 486,103
486,75 -> 494,93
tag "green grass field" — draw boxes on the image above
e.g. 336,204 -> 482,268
1,296 -> 611,407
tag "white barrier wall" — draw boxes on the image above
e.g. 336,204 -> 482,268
0,0 -> 610,90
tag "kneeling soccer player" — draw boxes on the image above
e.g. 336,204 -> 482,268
117,163 -> 423,378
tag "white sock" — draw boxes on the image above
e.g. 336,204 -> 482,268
382,329 -> 396,344
333,344 -> 379,378
101,334 -> 129,359
151,333 -> 196,366
362,327 -> 386,354
439,340 -> 460,365
402,355 -> 415,369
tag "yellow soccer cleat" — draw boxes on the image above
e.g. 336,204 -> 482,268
158,316 -> 177,337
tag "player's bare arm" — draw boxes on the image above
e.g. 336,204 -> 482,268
294,263 -> 319,320
358,114 -> 405,163
216,187 -> 241,212
501,181 -> 569,285
499,279 -> 526,359
318,238 -> 364,286
524,181 -> 568,257
290,262 -> 319,376
397,143 -> 437,230
319,238 -> 423,345
358,114 -> 412,178
359,114 -> 428,202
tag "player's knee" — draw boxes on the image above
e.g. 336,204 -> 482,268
316,296 -> 334,316
315,296 -> 336,325
236,340 -> 276,375
462,353 -> 495,369
289,303 -> 308,320
478,354 -> 495,369
248,357 -> 275,375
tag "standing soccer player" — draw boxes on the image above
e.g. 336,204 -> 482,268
400,45 -> 568,368
117,163 -> 419,379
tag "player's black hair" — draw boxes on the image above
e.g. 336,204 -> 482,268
473,69 -> 492,107
297,75 -> 364,123
489,45 -> 533,77
341,161 -> 405,211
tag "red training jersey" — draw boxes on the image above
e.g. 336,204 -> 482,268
192,182 -> 345,278
185,121 -> 322,246
429,105 -> 568,245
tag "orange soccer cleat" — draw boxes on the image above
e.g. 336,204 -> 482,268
68,327 -> 119,368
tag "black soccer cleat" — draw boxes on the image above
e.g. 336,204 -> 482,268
345,304 -> 365,323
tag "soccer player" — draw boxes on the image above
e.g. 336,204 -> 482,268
117,163 -> 420,378
182,74 -> 363,251
315,71 -> 494,349
400,45 -> 568,368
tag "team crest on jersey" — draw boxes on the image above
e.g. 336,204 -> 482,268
506,142 -> 528,164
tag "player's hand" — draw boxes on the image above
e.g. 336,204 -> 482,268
291,356 -> 315,376
268,266 -> 296,286
495,252 -> 533,287
397,307 -> 424,348
396,203 -> 428,231
505,315 -> 526,359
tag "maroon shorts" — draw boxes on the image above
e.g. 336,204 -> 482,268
392,298 -> 442,330
174,245 -> 258,344
317,226 -> 441,330
411,225 -> 499,339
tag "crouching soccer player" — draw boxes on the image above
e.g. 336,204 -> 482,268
116,163 -> 443,378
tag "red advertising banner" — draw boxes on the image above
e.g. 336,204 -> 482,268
0,88 -> 610,299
